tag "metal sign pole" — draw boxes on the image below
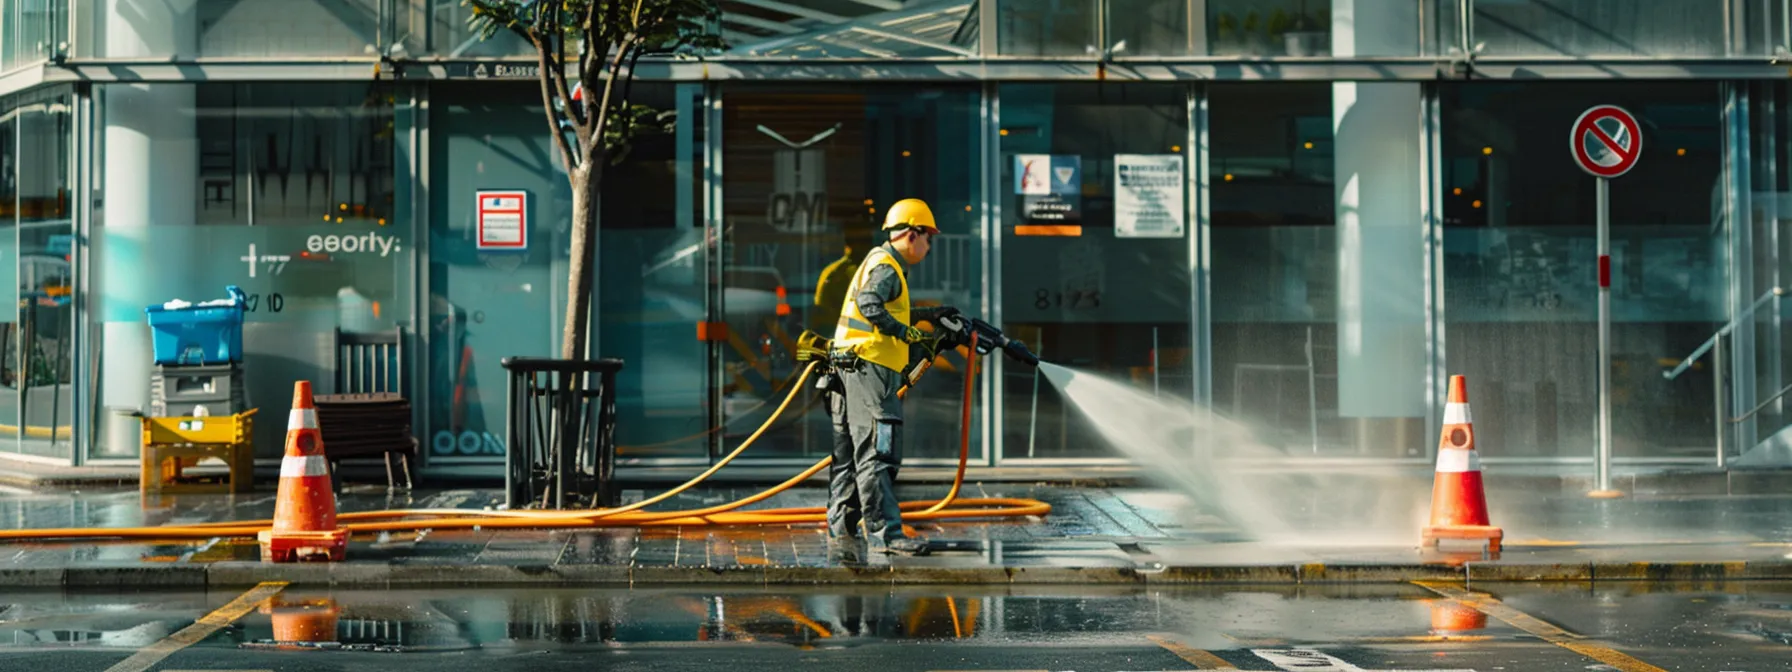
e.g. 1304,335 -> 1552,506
1595,176 -> 1614,495
1572,104 -> 1637,499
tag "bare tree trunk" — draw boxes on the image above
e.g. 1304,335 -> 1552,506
561,163 -> 602,360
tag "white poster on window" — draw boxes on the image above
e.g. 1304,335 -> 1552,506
1113,154 -> 1186,239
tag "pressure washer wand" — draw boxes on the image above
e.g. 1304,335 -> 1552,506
939,314 -> 1040,368
897,315 -> 1041,400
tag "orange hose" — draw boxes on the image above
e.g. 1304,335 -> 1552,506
919,331 -> 976,515
0,342 -> 1049,544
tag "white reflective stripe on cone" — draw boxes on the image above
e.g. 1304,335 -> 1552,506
289,408 -> 318,431
281,454 -> 330,478
1443,402 -> 1472,426
1435,448 -> 1481,474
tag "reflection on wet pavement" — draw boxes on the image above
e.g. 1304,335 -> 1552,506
3,584 -> 1792,670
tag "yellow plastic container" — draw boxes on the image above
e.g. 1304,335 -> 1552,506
140,408 -> 259,495
141,408 -> 258,446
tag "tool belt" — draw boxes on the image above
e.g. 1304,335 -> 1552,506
796,330 -> 855,391
827,349 -> 862,373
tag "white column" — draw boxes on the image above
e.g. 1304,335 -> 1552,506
99,1 -> 199,411
1333,0 -> 1425,422
102,0 -> 199,58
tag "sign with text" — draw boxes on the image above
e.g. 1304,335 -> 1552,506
1013,154 -> 1082,225
476,190 -> 529,251
471,62 -> 541,79
1114,154 -> 1186,239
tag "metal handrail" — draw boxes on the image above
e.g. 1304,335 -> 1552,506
1731,382 -> 1792,425
1662,287 -> 1787,381
1661,287 -> 1787,468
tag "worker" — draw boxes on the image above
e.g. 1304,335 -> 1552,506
825,198 -> 959,557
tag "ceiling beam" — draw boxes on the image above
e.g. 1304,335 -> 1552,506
724,13 -> 805,34
838,0 -> 904,10
725,0 -> 849,23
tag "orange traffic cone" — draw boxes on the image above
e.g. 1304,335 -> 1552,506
260,597 -> 341,649
258,381 -> 349,562
1421,375 -> 1503,553
1428,599 -> 1488,636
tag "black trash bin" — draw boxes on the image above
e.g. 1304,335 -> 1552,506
501,357 -> 625,510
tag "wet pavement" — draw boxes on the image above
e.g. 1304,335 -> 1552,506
1,480 -> 1790,585
3,582 -> 1792,671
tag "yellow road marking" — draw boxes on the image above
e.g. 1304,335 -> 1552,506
104,582 -> 289,672
1226,634 -> 1499,646
1148,633 -> 1237,669
1414,580 -> 1667,672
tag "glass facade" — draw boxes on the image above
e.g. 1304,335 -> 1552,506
717,85 -> 985,462
2,0 -> 1790,474
1438,0 -> 1728,58
76,0 -> 385,59
395,0 -> 531,58
424,82 -> 569,466
91,82 -> 401,461
2,0 -> 68,70
1440,82 -> 1726,460
1208,82 -> 1345,456
597,84 -> 710,464
1,87 -> 73,459
997,83 -> 1192,460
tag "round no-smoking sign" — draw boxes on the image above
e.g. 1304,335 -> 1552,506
1570,105 -> 1643,178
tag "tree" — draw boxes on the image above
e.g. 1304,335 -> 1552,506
466,0 -> 724,360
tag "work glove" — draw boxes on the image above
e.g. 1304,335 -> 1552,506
921,306 -> 967,347
903,326 -> 940,361
914,335 -> 943,362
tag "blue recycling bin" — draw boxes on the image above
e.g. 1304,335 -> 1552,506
144,285 -> 248,366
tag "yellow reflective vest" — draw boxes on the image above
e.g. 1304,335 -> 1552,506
831,246 -> 911,373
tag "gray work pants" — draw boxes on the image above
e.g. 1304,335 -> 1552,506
825,360 -> 907,544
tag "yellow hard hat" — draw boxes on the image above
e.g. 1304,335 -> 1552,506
882,198 -> 938,234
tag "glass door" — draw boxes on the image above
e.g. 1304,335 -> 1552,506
713,85 -> 985,463
13,90 -> 74,459
995,82 -> 1195,462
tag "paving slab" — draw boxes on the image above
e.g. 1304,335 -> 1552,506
0,482 -> 1787,587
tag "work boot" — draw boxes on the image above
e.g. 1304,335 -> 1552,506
827,534 -> 865,564
883,536 -> 930,557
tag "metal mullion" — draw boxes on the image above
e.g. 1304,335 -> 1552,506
1189,82 -> 1209,409
986,81 -> 1004,466
407,82 -> 432,471
705,82 -> 725,465
70,85 -> 92,464
1422,80 -> 1445,462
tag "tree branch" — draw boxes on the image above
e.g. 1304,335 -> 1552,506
587,38 -> 632,167
532,33 -> 579,174
582,0 -> 608,125
545,5 -> 589,149
618,42 -> 646,118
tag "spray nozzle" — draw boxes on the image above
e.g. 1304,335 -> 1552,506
1002,338 -> 1040,367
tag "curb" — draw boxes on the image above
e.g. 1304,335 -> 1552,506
12,560 -> 1792,589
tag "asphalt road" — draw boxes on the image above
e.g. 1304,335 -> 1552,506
3,582 -> 1789,671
